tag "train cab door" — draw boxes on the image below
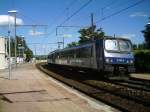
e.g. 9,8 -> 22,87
95,39 -> 104,70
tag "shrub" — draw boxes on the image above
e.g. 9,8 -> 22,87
134,50 -> 150,73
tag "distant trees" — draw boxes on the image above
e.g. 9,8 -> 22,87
78,25 -> 105,43
8,36 -> 33,62
132,43 -> 146,50
67,42 -> 79,47
24,48 -> 33,62
142,18 -> 150,49
17,36 -> 33,62
67,25 -> 105,47
132,18 -> 150,50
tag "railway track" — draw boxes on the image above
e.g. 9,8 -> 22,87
111,79 -> 150,92
36,63 -> 150,112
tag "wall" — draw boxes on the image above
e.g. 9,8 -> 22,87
0,37 -> 7,69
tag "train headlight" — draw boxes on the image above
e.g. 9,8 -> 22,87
105,58 -> 113,63
105,58 -> 109,63
126,60 -> 129,64
130,60 -> 133,64
110,59 -> 113,63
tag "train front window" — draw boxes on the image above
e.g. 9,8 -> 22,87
105,40 -> 118,51
119,40 -> 131,52
105,39 -> 132,52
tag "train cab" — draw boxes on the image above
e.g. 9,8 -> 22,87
102,38 -> 135,77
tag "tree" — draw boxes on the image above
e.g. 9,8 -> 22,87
67,42 -> 79,47
142,18 -> 150,48
78,25 -> 105,43
133,44 -> 138,50
7,36 -> 33,62
66,25 -> 105,48
138,43 -> 146,50
24,48 -> 33,62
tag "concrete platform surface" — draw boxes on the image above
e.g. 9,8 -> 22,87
130,73 -> 150,80
0,63 -> 118,112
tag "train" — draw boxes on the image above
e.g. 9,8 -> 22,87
47,37 -> 135,79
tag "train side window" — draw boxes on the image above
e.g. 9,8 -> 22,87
69,50 -> 74,58
64,51 -> 68,58
91,46 -> 93,57
61,52 -> 64,58
76,48 -> 80,58
79,46 -> 92,58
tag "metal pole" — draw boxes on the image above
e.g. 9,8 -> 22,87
58,42 -> 60,49
5,38 -> 8,56
8,10 -> 17,67
14,12 -> 17,67
63,37 -> 64,48
56,27 -> 58,36
22,37 -> 24,60
8,15 -> 11,80
101,8 -> 104,19
56,27 -> 60,49
34,45 -> 36,57
91,13 -> 94,41
114,34 -> 116,38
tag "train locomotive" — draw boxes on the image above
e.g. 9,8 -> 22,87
47,37 -> 135,79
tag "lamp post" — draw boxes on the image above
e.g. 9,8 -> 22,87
7,11 -> 13,79
63,36 -> 64,48
7,20 -> 11,79
8,10 -> 18,67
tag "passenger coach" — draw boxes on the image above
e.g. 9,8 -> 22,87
47,37 -> 135,78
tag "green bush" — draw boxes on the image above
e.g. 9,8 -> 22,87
134,50 -> 150,72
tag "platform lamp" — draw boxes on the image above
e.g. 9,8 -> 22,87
8,10 -> 18,79
8,10 -> 18,67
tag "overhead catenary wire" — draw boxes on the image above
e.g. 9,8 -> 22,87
101,0 -> 118,18
59,0 -> 93,26
20,13 -> 41,25
57,0 -> 92,35
47,0 -> 78,35
66,0 -> 77,10
53,0 -> 92,49
102,0 -> 118,10
48,0 -> 77,28
48,0 -> 92,36
96,0 -> 145,23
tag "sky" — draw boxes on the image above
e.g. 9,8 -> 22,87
0,0 -> 150,55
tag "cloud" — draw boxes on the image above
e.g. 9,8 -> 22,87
0,15 -> 23,25
28,30 -> 45,36
129,12 -> 149,17
147,22 -> 150,25
121,34 -> 136,39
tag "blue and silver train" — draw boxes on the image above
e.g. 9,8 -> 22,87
47,37 -> 135,78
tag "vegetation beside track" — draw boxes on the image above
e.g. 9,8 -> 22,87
134,50 -> 150,73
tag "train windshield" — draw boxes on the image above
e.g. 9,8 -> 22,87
118,40 -> 131,52
105,40 -> 118,51
105,39 -> 131,52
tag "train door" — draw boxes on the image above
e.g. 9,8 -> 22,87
95,39 -> 104,70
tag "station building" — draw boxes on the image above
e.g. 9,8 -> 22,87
0,36 -> 8,69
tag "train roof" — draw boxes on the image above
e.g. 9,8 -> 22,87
48,37 -> 131,55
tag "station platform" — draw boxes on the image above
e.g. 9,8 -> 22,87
0,63 -> 117,112
130,73 -> 150,80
